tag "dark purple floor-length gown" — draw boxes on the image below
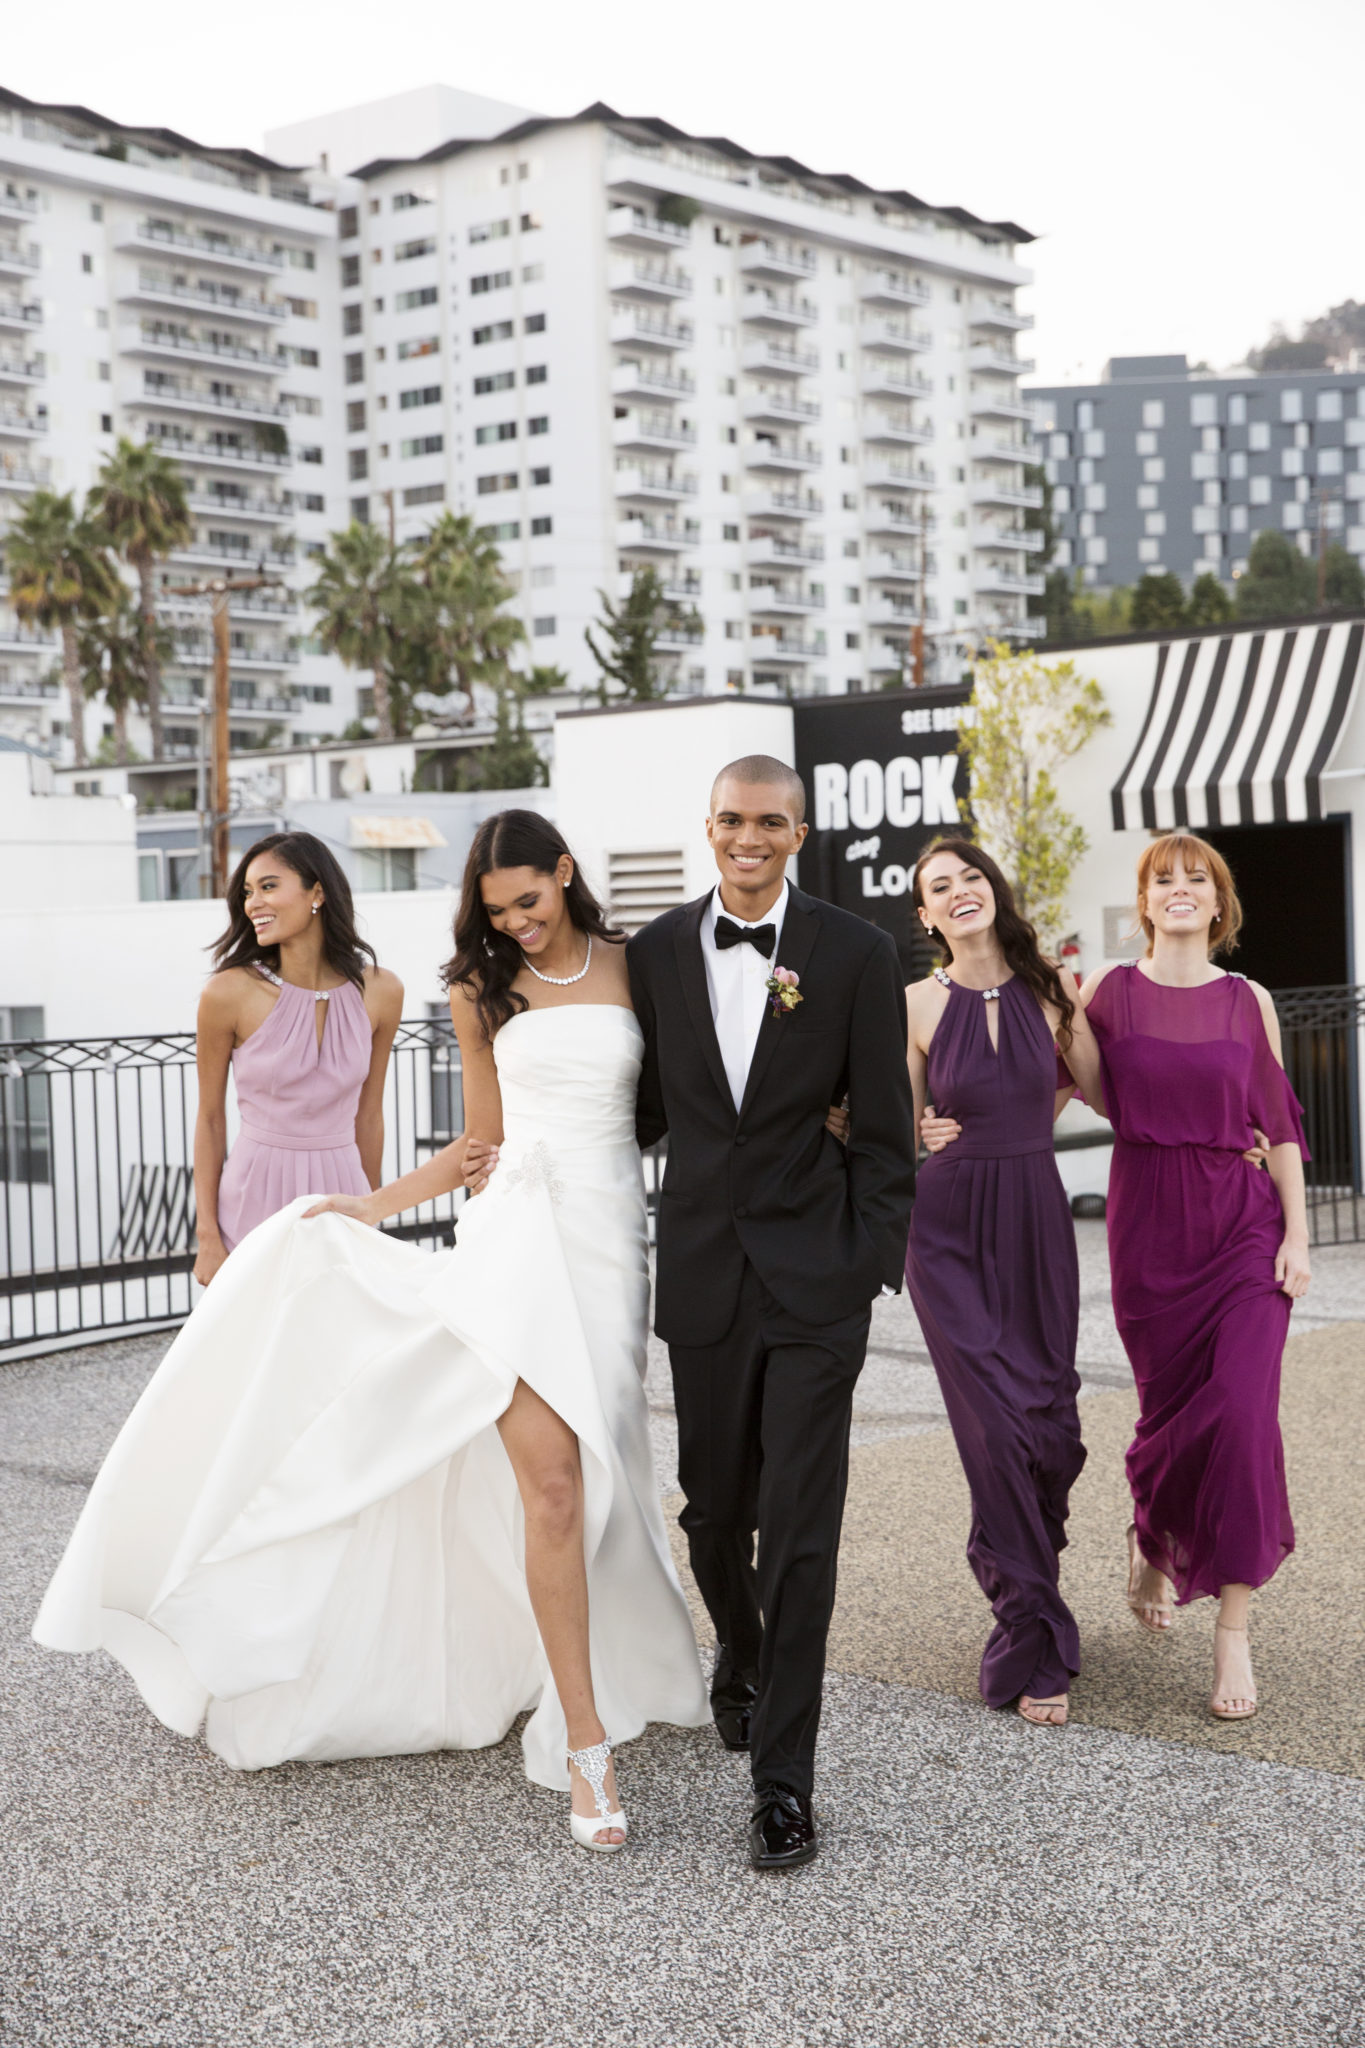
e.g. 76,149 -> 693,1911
1087,965 -> 1307,1603
906,973 -> 1084,1707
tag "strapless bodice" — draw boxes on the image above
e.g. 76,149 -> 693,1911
493,1005 -> 642,1153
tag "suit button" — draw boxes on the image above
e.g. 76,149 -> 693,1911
735,1205 -> 748,1219
735,1133 -> 748,1146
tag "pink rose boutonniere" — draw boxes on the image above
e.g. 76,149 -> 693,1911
765,966 -> 804,1019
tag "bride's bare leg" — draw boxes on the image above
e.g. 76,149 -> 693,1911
497,1377 -> 624,1843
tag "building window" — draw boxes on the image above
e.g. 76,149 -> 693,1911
474,370 -> 516,394
1282,448 -> 1304,477
527,416 -> 549,436
1280,390 -> 1303,423
479,520 -> 520,540
1082,430 -> 1105,458
1142,400 -> 1164,429
298,445 -> 323,464
348,450 -> 369,480
100,412 -> 113,433
347,401 -> 366,432
350,495 -> 370,522
470,219 -> 511,243
532,616 -> 556,636
404,482 -> 446,506
357,848 -> 417,892
522,263 -> 544,283
1076,400 -> 1094,432
397,335 -> 439,360
1138,538 -> 1161,564
477,472 -> 518,495
530,515 -> 552,536
530,466 -> 551,486
1049,431 -> 1070,458
1318,390 -> 1344,423
396,286 -> 439,312
1144,512 -> 1166,535
1190,394 -> 1218,426
845,632 -> 860,650
339,206 -> 359,239
341,254 -> 361,288
474,321 -> 515,346
525,312 -> 547,334
0,1006 -> 51,1182
1228,394 -> 1248,425
1136,431 -> 1157,456
1249,476 -> 1271,504
298,491 -> 324,511
1319,447 -> 1344,476
1137,484 -> 1158,510
475,420 -> 517,444
471,270 -> 513,295
1248,421 -> 1271,451
1142,457 -> 1165,483
401,434 -> 444,458
526,364 -> 548,385
520,212 -> 541,233
395,237 -> 437,262
286,298 -> 317,319
344,353 -> 365,385
400,385 -> 442,409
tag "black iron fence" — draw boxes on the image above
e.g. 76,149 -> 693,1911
0,985 -> 1360,1357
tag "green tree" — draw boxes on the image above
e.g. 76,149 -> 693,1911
450,676 -> 547,791
1072,581 -> 1133,638
958,637 -> 1111,948
1235,529 -> 1316,620
1186,572 -> 1234,627
79,588 -> 164,765
1130,572 -> 1189,633
87,438 -> 193,759
521,663 -> 571,695
1321,543 -> 1365,610
585,566 -> 700,703
4,490 -> 121,769
1024,463 -> 1056,629
306,521 -> 409,741
1040,567 -> 1086,645
400,512 -> 525,729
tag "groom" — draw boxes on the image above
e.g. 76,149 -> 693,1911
628,755 -> 916,1870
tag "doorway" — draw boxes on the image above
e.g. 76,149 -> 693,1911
1201,817 -> 1351,992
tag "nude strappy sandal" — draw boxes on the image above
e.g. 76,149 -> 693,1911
1209,1623 -> 1258,1721
1126,1524 -> 1174,1635
567,1739 -> 629,1852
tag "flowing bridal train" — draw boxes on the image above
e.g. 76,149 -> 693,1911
34,1002 -> 710,1791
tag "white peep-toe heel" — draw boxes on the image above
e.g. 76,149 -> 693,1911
567,1739 -> 629,1852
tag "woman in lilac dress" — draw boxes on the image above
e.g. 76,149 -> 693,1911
192,833 -> 404,1285
1082,833 -> 1310,1720
905,841 -> 1103,1726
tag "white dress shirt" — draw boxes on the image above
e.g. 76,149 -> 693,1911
700,881 -> 788,1111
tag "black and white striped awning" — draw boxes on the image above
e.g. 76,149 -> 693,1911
1111,619 -> 1364,831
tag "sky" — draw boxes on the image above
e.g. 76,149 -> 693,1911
5,0 -> 1362,388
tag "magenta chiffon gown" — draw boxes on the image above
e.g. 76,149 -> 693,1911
906,973 -> 1084,1707
215,968 -> 375,1252
1087,965 -> 1308,1603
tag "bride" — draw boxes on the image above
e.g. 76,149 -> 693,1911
34,810 -> 709,1851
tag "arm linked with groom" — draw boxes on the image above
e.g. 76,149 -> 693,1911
627,753 -> 916,1872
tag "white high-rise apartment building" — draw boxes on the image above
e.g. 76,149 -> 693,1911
274,94 -> 1042,699
0,86 -> 349,765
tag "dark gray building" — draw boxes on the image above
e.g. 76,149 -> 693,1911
1028,354 -> 1365,591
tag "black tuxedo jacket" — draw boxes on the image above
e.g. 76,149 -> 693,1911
627,884 -> 917,1347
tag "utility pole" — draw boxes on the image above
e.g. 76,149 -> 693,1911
171,572 -> 284,894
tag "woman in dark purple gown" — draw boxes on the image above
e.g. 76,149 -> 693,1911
1082,832 -> 1310,1721
904,842 -> 1103,1726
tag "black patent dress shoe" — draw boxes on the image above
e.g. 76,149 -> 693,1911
713,1699 -> 753,1751
748,1786 -> 818,1871
711,1651 -> 757,1753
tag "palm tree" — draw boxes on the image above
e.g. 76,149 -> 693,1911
87,437 -> 193,759
403,513 -> 526,724
80,590 -> 157,765
306,521 -> 408,741
4,491 -> 121,768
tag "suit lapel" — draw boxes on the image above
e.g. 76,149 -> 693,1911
738,887 -> 821,1120
673,894 -> 735,1114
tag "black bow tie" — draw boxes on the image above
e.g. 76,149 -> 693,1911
715,916 -> 776,956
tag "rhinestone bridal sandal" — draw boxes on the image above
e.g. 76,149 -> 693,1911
567,1740 -> 629,1852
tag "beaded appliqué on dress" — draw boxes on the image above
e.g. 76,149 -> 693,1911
503,1140 -> 565,1206
934,966 -> 999,1000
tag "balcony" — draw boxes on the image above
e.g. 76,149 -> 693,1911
654,622 -> 704,651
0,295 -> 41,334
0,403 -> 44,439
118,272 -> 289,325
739,239 -> 817,282
865,457 -> 935,490
748,629 -> 815,665
609,309 -> 694,352
969,478 -> 1044,510
614,464 -> 698,503
0,348 -> 43,385
859,272 -> 930,309
118,221 -> 285,274
0,185 -> 39,226
745,437 -> 822,474
0,454 -> 52,493
159,585 -> 297,620
170,538 -> 296,569
616,516 -> 688,553
970,298 -> 1034,333
986,615 -> 1046,638
743,391 -> 821,427
863,413 -> 933,448
146,431 -> 289,474
867,640 -> 914,676
861,365 -> 931,401
866,550 -> 929,584
745,533 -> 825,568
741,340 -> 819,379
0,239 -> 40,279
615,571 -> 701,602
741,288 -> 818,329
971,524 -> 1043,552
611,361 -> 695,403
743,487 -> 823,523
865,500 -> 934,537
969,434 -> 1033,466
0,614 -> 58,653
609,259 -> 692,300
748,582 -> 824,617
606,205 -> 692,250
613,412 -> 697,453
969,344 -> 1036,376
126,377 -> 290,425
860,318 -> 931,355
867,597 -> 922,629
171,635 -> 299,671
121,326 -> 288,376
973,567 -> 1045,597
0,675 -> 59,701
969,389 -> 1034,424
185,488 -> 292,523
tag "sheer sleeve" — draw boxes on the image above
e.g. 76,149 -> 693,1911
1245,992 -> 1310,1160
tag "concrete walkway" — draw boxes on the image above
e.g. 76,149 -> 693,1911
3,1228 -> 1363,2047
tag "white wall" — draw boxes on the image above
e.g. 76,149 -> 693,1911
554,696 -> 795,907
0,887 -> 459,1041
0,750 -> 139,910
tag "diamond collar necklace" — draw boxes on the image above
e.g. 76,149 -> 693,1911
525,935 -> 592,987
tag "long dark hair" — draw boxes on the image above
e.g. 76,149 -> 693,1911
211,831 -> 376,990
911,838 -> 1076,1051
442,809 -> 622,1042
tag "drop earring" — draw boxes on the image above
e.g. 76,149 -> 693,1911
311,904 -> 320,916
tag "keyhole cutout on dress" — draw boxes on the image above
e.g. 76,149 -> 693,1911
984,998 -> 1000,1055
313,994 -> 331,1056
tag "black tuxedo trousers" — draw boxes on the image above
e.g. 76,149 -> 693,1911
627,887 -> 916,1795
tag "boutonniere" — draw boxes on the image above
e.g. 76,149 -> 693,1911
765,966 -> 804,1018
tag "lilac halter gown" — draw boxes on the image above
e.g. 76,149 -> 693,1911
905,973 -> 1084,1707
1087,966 -> 1308,1602
215,969 -> 374,1252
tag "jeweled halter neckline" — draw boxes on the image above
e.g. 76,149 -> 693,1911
935,966 -> 1000,1001
254,963 -> 334,1002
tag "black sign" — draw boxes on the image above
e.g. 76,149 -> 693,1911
793,685 -> 970,975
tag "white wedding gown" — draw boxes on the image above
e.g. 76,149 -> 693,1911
34,1004 -> 709,1787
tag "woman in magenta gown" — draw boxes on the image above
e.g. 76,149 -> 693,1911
192,833 -> 404,1285
1083,831 -> 1311,1721
904,841 -> 1104,1726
